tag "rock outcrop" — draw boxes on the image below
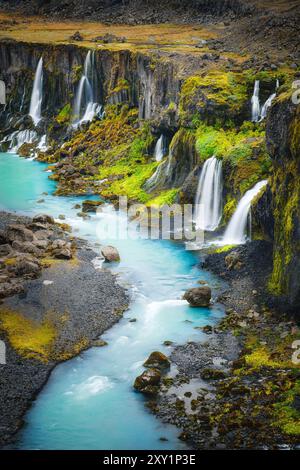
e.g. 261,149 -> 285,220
183,286 -> 211,307
266,92 -> 300,312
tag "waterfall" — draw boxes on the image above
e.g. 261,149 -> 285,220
72,51 -> 101,127
260,80 -> 279,121
29,57 -> 43,126
3,129 -> 38,153
251,80 -> 260,122
154,135 -> 165,162
222,180 -> 268,245
194,156 -> 223,231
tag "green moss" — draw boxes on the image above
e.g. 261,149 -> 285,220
273,380 -> 300,436
179,71 -> 248,126
214,244 -> 235,254
268,159 -> 300,296
0,307 -> 56,362
56,103 -> 72,124
195,123 -> 271,198
146,189 -> 179,207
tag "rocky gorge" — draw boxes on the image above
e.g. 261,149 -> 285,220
0,1 -> 299,450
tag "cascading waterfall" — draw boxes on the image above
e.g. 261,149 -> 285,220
222,180 -> 268,245
4,129 -> 38,153
194,156 -> 223,231
29,57 -> 43,126
251,80 -> 260,122
260,79 -> 279,121
72,51 -> 102,127
154,135 -> 165,162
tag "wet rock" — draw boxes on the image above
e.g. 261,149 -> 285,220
92,339 -> 108,347
4,224 -> 34,243
134,368 -> 161,394
183,286 -> 211,307
58,214 -> 66,220
77,212 -> 90,220
202,325 -> 213,334
32,214 -> 55,225
101,245 -> 120,262
82,200 -> 103,213
143,351 -> 171,370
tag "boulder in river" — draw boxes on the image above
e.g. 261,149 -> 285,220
101,245 -> 120,262
143,351 -> 170,370
183,286 -> 211,307
133,368 -> 161,395
82,200 -> 103,213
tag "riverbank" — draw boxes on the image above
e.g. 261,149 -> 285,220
0,211 -> 128,447
151,241 -> 300,449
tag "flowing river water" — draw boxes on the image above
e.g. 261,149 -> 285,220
0,152 -> 224,450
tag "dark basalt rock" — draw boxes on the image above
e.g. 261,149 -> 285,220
82,200 -> 103,213
143,351 -> 170,370
183,286 -> 211,307
134,368 -> 162,394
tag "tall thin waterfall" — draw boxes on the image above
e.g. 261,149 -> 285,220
223,180 -> 268,244
154,135 -> 165,162
72,51 -> 102,127
194,156 -> 223,231
29,57 -> 43,125
251,80 -> 260,122
260,79 -> 279,121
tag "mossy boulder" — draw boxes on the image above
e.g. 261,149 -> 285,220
133,368 -> 161,395
143,351 -> 170,370
183,286 -> 211,307
101,245 -> 120,262
179,71 -> 249,127
82,200 -> 103,213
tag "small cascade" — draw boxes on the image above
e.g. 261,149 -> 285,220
37,134 -> 47,151
3,129 -> 38,153
222,180 -> 268,245
251,80 -> 260,122
29,57 -> 43,126
260,80 -> 280,121
194,156 -> 223,231
72,51 -> 101,127
154,135 -> 165,162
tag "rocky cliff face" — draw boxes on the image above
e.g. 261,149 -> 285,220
1,39 -> 300,315
266,92 -> 300,312
0,41 -> 180,129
